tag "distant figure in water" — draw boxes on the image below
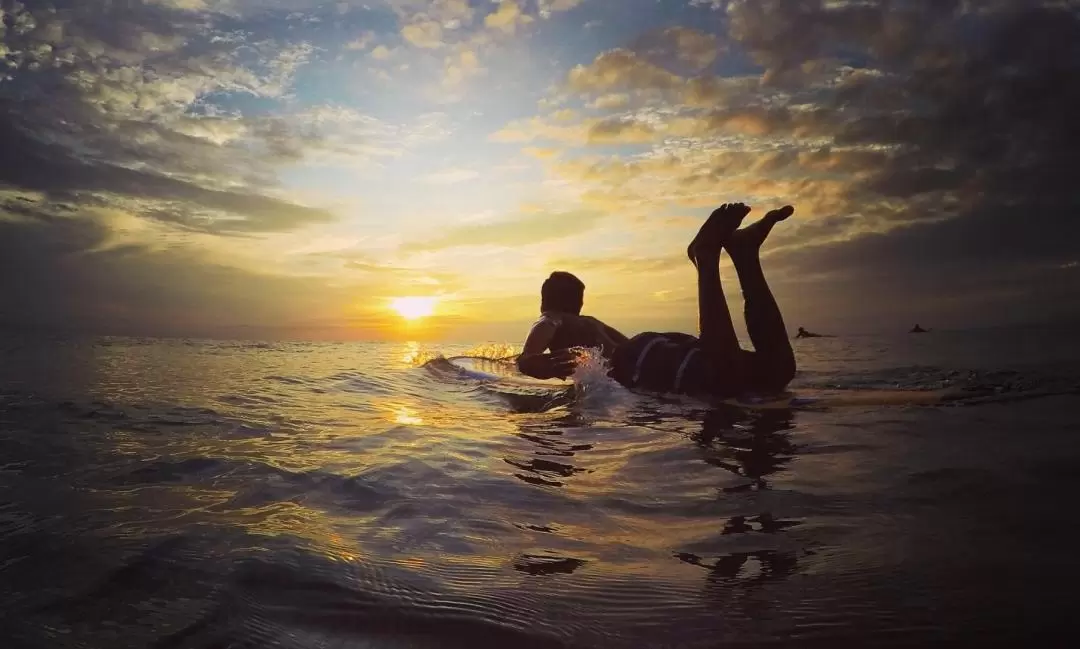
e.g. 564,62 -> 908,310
910,324 -> 929,334
517,202 -> 797,397
795,326 -> 828,339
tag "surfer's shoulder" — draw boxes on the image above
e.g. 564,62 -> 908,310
535,311 -> 566,328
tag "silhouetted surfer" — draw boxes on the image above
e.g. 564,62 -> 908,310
794,327 -> 828,339
517,203 -> 797,397
910,324 -> 929,333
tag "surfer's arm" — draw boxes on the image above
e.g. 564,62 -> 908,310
517,318 -> 576,380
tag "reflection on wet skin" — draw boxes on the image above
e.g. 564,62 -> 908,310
692,406 -> 797,491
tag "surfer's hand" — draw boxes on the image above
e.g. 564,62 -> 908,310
517,350 -> 577,380
549,349 -> 578,378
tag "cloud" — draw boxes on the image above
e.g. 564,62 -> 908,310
403,209 -> 608,252
567,49 -> 683,95
400,0 -> 475,26
484,0 -> 533,34
0,0 -> 430,336
632,26 -> 722,70
345,31 -> 375,50
545,254 -> 686,276
589,93 -> 631,110
499,1 -> 1080,317
5,0 -> 1080,339
493,103 -> 808,147
587,117 -> 657,144
0,201 -> 352,337
523,147 -> 560,160
0,2 -> 333,188
538,0 -> 584,19
401,20 -> 444,48
422,168 -> 481,184
490,116 -> 588,144
442,44 -> 483,87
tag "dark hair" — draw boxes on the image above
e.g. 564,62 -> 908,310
541,271 -> 584,315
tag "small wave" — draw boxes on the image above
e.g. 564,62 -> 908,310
793,363 -> 1080,406
108,457 -> 392,513
326,370 -> 400,396
513,553 -> 588,576
217,393 -> 279,406
265,375 -> 310,386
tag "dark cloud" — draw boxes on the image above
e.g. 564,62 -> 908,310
629,26 -> 722,71
0,0 -> 333,223
0,0 -> 351,333
546,0 -> 1080,328
0,119 -> 336,233
711,0 -> 1080,317
0,202 -> 345,337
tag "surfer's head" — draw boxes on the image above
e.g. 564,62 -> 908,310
541,271 -> 584,315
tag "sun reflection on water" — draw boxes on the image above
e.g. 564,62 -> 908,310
392,404 -> 424,426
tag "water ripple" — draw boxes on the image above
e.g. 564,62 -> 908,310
2,336 -> 1079,647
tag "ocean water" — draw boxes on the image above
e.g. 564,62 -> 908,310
2,324 -> 1080,648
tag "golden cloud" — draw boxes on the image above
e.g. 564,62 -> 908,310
587,117 -> 657,144
589,93 -> 631,110
402,20 -> 444,48
484,0 -> 533,34
567,49 -> 683,95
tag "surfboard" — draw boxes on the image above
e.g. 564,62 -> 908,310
439,357 -> 953,409
445,356 -> 573,388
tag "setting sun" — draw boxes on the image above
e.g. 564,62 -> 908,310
389,297 -> 438,321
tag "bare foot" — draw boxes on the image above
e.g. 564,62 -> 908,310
725,205 -> 794,258
688,202 -> 753,267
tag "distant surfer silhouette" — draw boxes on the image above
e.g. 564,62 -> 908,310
794,326 -> 829,339
910,324 -> 929,334
517,202 -> 797,397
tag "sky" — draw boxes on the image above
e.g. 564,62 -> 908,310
2,0 -> 1079,342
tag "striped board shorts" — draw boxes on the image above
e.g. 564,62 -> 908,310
609,332 -> 718,396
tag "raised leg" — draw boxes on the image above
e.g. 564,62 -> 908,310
724,206 -> 797,390
688,203 -> 751,363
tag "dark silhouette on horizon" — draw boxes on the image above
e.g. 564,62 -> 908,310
794,326 -> 831,339
910,324 -> 930,334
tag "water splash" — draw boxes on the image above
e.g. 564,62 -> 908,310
569,347 -> 633,410
464,343 -> 520,361
406,343 -> 518,368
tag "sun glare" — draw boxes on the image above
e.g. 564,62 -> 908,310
390,296 -> 438,320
